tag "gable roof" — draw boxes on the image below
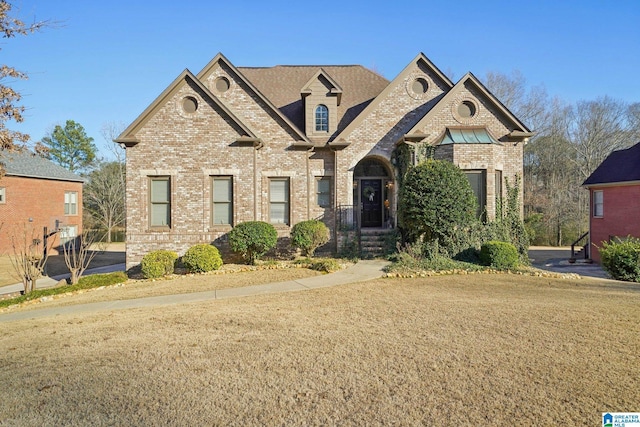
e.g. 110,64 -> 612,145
238,64 -> 388,139
0,150 -> 85,182
330,52 -> 454,146
197,53 -> 311,144
582,141 -> 640,187
115,69 -> 261,147
300,68 -> 344,105
406,72 -> 532,139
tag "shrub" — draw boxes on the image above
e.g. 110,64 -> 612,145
228,221 -> 278,265
309,258 -> 342,273
290,220 -> 330,257
398,159 -> 477,247
479,241 -> 519,270
182,244 -> 223,273
599,238 -> 640,282
140,250 -> 178,279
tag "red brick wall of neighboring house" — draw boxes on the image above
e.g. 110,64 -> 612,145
590,184 -> 640,263
0,175 -> 83,256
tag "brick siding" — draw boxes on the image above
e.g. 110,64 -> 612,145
0,175 -> 83,254
589,185 -> 640,263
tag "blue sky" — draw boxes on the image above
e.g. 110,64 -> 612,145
5,0 -> 640,157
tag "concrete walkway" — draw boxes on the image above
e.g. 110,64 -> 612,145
0,260 -> 389,323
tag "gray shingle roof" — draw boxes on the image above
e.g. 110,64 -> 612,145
582,141 -> 640,186
0,150 -> 85,182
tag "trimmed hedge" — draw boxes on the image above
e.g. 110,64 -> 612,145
479,241 -> 519,270
229,221 -> 278,265
182,244 -> 223,273
291,220 -> 330,257
600,238 -> 640,282
140,250 -> 178,279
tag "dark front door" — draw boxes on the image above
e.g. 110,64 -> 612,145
361,179 -> 382,227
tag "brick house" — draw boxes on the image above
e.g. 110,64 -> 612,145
0,150 -> 84,254
117,53 -> 531,268
582,141 -> 640,263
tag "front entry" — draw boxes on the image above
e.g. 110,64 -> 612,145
360,179 -> 383,227
353,158 -> 393,229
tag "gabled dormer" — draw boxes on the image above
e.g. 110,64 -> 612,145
301,68 -> 343,138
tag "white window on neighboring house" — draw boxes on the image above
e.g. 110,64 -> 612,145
593,190 -> 604,217
212,176 -> 233,225
60,225 -> 78,245
64,191 -> 78,215
150,177 -> 171,227
0,187 -> 5,204
269,178 -> 290,225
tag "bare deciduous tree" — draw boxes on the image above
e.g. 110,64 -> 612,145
9,223 -> 55,293
62,230 -> 105,285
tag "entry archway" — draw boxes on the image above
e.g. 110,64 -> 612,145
353,158 -> 393,228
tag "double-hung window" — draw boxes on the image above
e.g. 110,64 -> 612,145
64,191 -> 78,215
316,177 -> 331,208
212,176 -> 233,225
0,187 -> 5,204
464,170 -> 486,220
150,177 -> 171,227
593,190 -> 604,217
269,178 -> 290,225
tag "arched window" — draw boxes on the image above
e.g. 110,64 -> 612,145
315,105 -> 328,132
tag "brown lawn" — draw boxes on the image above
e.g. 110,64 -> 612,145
0,273 -> 638,425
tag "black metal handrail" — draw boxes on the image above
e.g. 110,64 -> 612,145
570,231 -> 589,259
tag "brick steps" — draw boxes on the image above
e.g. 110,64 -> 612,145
359,229 -> 394,258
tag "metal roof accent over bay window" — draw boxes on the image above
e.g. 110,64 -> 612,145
437,128 -> 500,145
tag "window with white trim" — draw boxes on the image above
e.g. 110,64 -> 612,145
0,187 -> 5,204
64,191 -> 78,215
150,177 -> 171,227
593,190 -> 604,217
212,176 -> 233,225
269,178 -> 290,225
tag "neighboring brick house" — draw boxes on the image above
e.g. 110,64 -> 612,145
117,53 -> 532,268
0,150 -> 84,254
582,142 -> 640,263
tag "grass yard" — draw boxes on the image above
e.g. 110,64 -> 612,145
1,273 -> 639,425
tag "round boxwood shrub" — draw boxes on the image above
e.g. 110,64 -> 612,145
141,250 -> 178,279
600,238 -> 640,282
291,219 -> 330,257
182,244 -> 223,273
479,241 -> 519,270
228,221 -> 278,265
